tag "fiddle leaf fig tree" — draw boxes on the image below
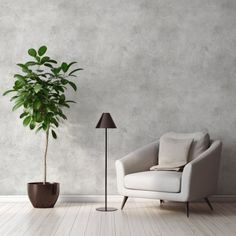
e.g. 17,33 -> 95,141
3,46 -> 83,184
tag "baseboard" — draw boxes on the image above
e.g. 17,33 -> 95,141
0,195 -> 123,203
209,194 -> 236,202
0,194 -> 235,203
59,195 -> 123,203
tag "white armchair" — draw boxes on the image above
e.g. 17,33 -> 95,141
115,136 -> 222,217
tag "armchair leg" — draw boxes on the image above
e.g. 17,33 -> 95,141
121,196 -> 128,210
204,197 -> 213,211
186,202 -> 189,217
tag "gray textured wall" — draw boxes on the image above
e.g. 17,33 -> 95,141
0,0 -> 236,195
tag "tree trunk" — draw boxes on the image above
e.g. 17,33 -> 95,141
43,130 -> 49,184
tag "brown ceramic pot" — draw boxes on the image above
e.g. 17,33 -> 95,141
27,182 -> 59,208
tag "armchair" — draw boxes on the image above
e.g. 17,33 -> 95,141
115,136 -> 222,217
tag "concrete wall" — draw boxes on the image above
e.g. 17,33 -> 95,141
0,0 -> 236,195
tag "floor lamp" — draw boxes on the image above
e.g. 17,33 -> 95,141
96,113 -> 117,212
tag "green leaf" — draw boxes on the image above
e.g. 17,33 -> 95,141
28,48 -> 37,57
61,79 -> 69,85
36,56 -> 40,62
25,61 -> 38,66
34,84 -> 42,93
14,74 -> 25,80
20,112 -> 28,119
16,63 -> 25,68
51,130 -> 57,139
3,90 -> 15,96
68,68 -> 83,76
60,94 -> 65,101
30,122 -> 36,130
66,100 -> 76,103
51,67 -> 61,75
41,56 -> 50,64
23,116 -> 31,126
61,62 -> 68,73
16,63 -> 27,69
66,62 -> 77,72
12,100 -> 24,111
48,59 -> 57,64
55,86 -> 64,92
35,112 -> 42,122
15,97 -> 24,103
48,105 -> 57,113
13,81 -> 24,90
10,96 -> 18,101
17,64 -> 31,73
42,122 -> 48,131
60,103 -> 70,108
34,100 -> 41,110
58,113 -> 67,120
23,101 -> 29,108
68,81 -> 77,91
37,115 -> 43,122
51,118 -> 59,127
51,93 -> 60,98
14,74 -> 26,84
38,46 -> 47,56
44,63 -> 53,68
55,67 -> 61,74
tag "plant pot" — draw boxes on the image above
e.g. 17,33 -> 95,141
27,182 -> 59,208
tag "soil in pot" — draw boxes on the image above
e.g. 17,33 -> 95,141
27,182 -> 59,208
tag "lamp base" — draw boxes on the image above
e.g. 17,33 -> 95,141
96,207 -> 118,212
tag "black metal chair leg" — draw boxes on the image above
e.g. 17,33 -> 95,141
204,197 -> 213,211
186,202 -> 189,217
121,196 -> 128,210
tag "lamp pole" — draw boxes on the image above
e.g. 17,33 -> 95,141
105,128 -> 107,211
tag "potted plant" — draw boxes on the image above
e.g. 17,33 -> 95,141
3,46 -> 82,208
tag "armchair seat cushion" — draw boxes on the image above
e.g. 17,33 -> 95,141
124,171 -> 182,193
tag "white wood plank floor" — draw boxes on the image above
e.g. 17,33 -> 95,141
0,200 -> 236,236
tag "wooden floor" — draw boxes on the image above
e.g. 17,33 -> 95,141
0,200 -> 236,236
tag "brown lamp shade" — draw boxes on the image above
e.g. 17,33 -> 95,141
96,113 -> 117,128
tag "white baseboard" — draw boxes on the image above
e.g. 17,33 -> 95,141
59,195 -> 123,203
0,194 -> 235,203
0,195 -> 123,203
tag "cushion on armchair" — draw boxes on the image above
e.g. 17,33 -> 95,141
150,136 -> 193,171
162,131 -> 210,161
150,131 -> 210,171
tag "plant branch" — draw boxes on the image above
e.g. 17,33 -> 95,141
43,129 -> 49,184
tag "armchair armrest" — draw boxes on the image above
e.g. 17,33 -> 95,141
115,141 -> 159,195
181,140 -> 222,201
